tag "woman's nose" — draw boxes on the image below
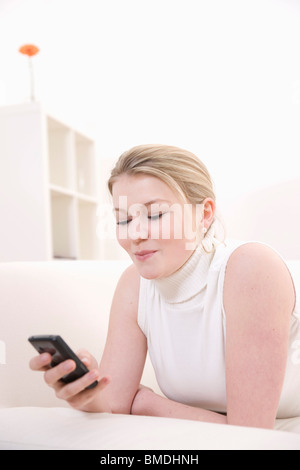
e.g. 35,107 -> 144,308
128,215 -> 149,240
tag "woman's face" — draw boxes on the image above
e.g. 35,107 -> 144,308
112,173 -> 212,279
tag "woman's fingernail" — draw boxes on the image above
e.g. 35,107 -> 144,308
63,361 -> 74,371
88,370 -> 99,380
40,353 -> 50,363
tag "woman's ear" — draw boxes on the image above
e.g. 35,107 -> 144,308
203,198 -> 215,231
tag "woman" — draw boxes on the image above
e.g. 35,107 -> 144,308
30,144 -> 298,429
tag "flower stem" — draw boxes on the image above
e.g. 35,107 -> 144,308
28,56 -> 35,101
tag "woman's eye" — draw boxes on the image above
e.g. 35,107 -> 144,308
117,219 -> 131,226
148,212 -> 164,221
117,213 -> 165,225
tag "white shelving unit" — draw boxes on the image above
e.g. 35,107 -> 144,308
0,102 -> 101,261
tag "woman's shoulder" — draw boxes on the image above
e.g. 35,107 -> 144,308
223,241 -> 296,314
219,239 -> 292,282
214,238 -> 288,270
119,263 -> 141,293
121,262 -> 140,283
112,263 -> 141,310
221,240 -> 290,272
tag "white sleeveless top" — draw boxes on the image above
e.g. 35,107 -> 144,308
137,238 -> 300,419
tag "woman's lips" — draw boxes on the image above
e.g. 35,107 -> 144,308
134,250 -> 157,261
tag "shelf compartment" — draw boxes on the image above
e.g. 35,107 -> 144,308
74,132 -> 97,197
77,199 -> 99,259
47,117 -> 74,190
50,191 -> 78,259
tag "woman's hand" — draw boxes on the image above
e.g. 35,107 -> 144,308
29,349 -> 111,412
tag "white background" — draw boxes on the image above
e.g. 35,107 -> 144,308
0,0 -> 300,215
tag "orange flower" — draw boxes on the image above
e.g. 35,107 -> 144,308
19,44 -> 39,57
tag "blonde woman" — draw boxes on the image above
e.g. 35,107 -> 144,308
30,144 -> 299,429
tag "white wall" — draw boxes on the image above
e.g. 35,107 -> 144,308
222,178 -> 300,260
0,0 -> 299,258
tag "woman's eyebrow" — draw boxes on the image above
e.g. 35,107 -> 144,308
114,199 -> 171,212
144,199 -> 171,207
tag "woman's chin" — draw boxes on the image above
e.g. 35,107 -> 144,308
135,265 -> 163,280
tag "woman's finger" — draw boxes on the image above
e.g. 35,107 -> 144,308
43,359 -> 76,387
56,371 -> 109,401
29,352 -> 52,371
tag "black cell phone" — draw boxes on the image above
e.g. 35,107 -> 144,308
28,334 -> 98,390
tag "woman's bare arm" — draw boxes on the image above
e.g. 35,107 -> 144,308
224,243 -> 295,428
131,385 -> 227,424
95,263 -> 147,414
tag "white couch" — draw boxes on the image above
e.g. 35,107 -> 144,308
1,259 -> 300,450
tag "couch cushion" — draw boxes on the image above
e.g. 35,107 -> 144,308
0,407 -> 300,450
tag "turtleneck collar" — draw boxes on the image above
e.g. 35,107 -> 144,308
153,245 -> 214,304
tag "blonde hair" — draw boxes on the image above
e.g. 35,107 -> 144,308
107,144 -> 215,205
